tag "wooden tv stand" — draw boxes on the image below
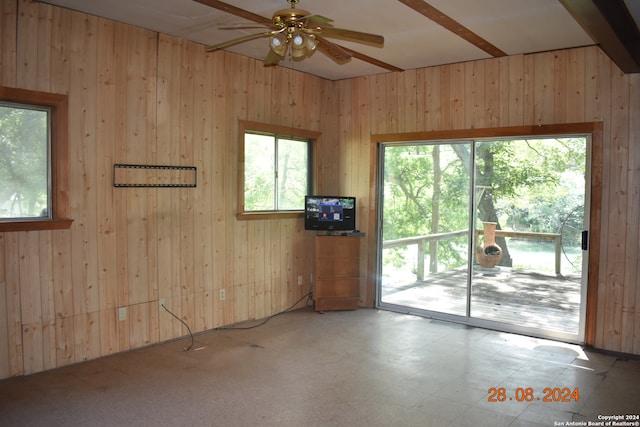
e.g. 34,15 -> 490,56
313,235 -> 363,312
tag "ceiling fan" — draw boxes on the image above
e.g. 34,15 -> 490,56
194,0 -> 384,66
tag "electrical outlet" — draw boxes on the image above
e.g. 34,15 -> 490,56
219,288 -> 226,301
159,298 -> 166,311
297,275 -> 303,286
118,307 -> 127,321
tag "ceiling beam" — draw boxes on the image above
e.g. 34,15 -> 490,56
340,47 -> 405,73
192,0 -> 271,26
398,0 -> 507,58
560,0 -> 640,73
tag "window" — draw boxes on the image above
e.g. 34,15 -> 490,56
0,86 -> 71,232
238,120 -> 318,219
0,103 -> 50,219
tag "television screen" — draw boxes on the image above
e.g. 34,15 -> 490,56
304,196 -> 356,232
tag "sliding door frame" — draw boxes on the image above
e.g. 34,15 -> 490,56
367,123 -> 603,345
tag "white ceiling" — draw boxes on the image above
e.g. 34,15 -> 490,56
36,0 -> 637,80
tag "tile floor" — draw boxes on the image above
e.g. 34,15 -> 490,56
0,308 -> 638,426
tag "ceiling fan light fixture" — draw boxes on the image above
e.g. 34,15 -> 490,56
292,33 -> 305,47
306,35 -> 318,52
289,31 -> 316,59
291,46 -> 306,59
269,33 -> 288,56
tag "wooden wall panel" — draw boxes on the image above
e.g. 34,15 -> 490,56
2,233 -> 22,376
249,222 -> 262,320
553,52 -> 568,124
532,51 -> 556,124
96,18 -> 118,345
192,42 -> 215,333
51,229 -> 73,353
602,69 -> 630,351
49,6 -> 71,94
15,0 -> 38,89
209,52 -> 228,330
54,314 -> 73,367
565,49 -> 587,123
177,42 -> 196,335
38,231 -> 56,372
584,48 -> 613,347
156,34 -> 180,340
464,60 -> 486,128
484,59 -> 500,128
0,0 -> 17,86
68,10 -> 99,322
0,234 -> 7,378
18,232 -> 41,326
504,55 -> 525,126
72,311 -> 98,363
447,63 -> 466,129
425,67 -> 442,130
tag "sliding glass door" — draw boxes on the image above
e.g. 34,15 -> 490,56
377,135 -> 589,343
379,142 -> 472,318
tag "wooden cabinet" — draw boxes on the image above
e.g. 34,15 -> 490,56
313,235 -> 363,312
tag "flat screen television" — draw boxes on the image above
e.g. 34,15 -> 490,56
304,196 -> 356,232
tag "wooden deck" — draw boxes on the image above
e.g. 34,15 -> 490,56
381,267 -> 582,334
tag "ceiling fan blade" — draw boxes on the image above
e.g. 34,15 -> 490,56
263,49 -> 284,66
193,0 -> 271,26
300,14 -> 334,27
206,30 -> 282,52
219,25 -> 268,30
315,37 -> 352,64
320,27 -> 384,47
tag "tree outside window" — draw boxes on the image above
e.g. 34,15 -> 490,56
244,132 -> 310,212
0,103 -> 50,220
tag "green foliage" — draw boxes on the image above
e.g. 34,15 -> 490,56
277,138 -> 308,210
0,105 -> 49,218
244,133 -> 276,210
244,133 -> 309,211
491,138 -> 586,238
383,144 -> 471,270
383,144 -> 469,240
382,137 -> 587,271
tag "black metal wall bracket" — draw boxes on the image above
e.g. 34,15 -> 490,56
113,164 -> 197,188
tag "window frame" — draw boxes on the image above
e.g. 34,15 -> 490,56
0,86 -> 72,232
237,120 -> 318,220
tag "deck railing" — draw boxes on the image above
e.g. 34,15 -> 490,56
383,229 -> 562,280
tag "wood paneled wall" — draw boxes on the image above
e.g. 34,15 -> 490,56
0,0 -> 638,379
0,0 -> 326,378
333,47 -> 640,355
